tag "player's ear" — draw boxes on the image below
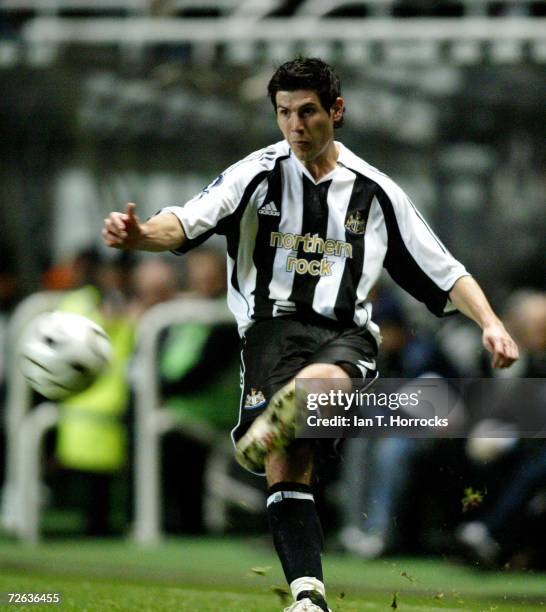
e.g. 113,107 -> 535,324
331,97 -> 344,122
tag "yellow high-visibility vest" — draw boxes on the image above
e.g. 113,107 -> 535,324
55,286 -> 134,473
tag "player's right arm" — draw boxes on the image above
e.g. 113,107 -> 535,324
102,202 -> 186,252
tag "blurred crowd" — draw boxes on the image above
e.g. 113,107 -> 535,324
0,245 -> 545,571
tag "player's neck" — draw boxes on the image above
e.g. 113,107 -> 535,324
302,142 -> 339,182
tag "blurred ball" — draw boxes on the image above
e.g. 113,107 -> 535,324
19,311 -> 112,400
466,419 -> 519,463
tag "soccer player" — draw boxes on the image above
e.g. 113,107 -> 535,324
102,57 -> 519,612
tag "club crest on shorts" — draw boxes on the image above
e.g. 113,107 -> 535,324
244,388 -> 266,410
344,210 -> 366,235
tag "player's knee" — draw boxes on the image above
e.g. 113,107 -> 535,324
266,443 -> 314,486
297,362 -> 348,380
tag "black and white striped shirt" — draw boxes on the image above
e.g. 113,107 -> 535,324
162,140 -> 468,339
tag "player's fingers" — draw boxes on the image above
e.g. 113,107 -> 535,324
483,323 -> 519,370
104,214 -> 128,235
500,339 -> 518,361
101,227 -> 123,247
493,354 -> 510,369
102,232 -> 127,250
492,340 -> 518,368
102,216 -> 129,238
102,225 -> 123,242
126,202 -> 137,222
506,340 -> 519,361
488,336 -> 504,368
104,214 -> 118,230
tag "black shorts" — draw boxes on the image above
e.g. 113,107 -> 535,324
231,316 -> 379,446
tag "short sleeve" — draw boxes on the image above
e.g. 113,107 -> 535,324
156,151 -> 272,254
376,181 -> 469,317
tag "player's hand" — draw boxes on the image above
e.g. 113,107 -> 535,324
482,321 -> 519,369
102,202 -> 144,250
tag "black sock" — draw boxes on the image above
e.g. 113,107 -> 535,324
266,482 -> 327,609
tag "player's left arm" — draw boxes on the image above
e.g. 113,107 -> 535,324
449,276 -> 519,369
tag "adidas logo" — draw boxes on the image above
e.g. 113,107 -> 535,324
258,202 -> 280,217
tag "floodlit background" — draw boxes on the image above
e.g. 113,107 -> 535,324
1,1 -> 545,297
0,2 -> 545,611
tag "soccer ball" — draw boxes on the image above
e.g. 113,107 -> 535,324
465,419 -> 519,462
19,311 -> 112,400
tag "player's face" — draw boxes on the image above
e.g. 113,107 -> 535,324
275,90 -> 343,164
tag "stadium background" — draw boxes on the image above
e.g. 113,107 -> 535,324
0,2 -> 545,611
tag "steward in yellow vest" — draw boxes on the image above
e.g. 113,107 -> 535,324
56,285 -> 134,473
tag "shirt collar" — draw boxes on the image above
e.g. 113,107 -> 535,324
288,140 -> 343,185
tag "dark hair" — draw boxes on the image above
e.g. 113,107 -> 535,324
267,56 -> 345,128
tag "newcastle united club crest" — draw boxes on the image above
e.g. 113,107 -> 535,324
244,388 -> 267,410
344,210 -> 366,235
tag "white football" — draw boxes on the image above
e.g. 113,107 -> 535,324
466,419 -> 519,463
19,311 -> 112,400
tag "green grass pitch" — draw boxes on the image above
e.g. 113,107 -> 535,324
0,536 -> 544,611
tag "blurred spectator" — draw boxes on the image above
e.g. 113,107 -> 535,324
338,286 -> 462,558
0,250 -> 19,489
456,290 -> 546,568
154,248 -> 240,533
184,248 -> 229,300
42,247 -> 102,291
502,289 -> 546,376
53,249 -> 135,536
0,251 -> 19,390
129,256 -> 181,318
0,249 -> 19,315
